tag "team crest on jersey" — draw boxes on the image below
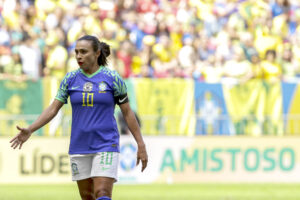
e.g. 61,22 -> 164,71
99,82 -> 107,93
83,82 -> 93,92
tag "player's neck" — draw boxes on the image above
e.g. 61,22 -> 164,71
83,65 -> 100,75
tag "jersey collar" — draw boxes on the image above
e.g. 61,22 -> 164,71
80,66 -> 104,78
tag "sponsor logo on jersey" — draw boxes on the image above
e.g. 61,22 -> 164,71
83,82 -> 93,92
99,82 -> 107,93
71,86 -> 80,90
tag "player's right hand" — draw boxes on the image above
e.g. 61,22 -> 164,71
10,126 -> 32,149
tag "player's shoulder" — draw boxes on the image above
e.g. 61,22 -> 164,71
60,69 -> 81,86
101,67 -> 122,80
68,69 -> 81,77
63,69 -> 81,80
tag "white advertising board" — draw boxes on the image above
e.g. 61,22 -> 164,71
0,136 -> 299,184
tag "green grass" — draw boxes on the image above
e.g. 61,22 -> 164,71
0,183 -> 300,200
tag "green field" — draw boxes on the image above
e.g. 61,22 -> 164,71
1,183 -> 300,200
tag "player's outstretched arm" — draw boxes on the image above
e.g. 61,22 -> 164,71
119,102 -> 148,172
10,99 -> 64,149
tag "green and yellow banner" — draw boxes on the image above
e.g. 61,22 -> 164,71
134,79 -> 195,136
223,80 -> 283,136
0,80 -> 43,136
1,78 -> 300,136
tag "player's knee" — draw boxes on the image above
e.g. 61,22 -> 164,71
79,190 -> 95,200
94,188 -> 111,198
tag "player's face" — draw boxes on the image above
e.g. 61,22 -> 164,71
75,40 -> 100,71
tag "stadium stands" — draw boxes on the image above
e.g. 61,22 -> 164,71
1,0 -> 300,136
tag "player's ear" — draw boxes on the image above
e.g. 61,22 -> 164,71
96,50 -> 100,57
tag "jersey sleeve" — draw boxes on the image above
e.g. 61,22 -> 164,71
55,73 -> 71,104
112,71 -> 129,105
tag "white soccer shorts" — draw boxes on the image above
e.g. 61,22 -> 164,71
70,152 -> 119,182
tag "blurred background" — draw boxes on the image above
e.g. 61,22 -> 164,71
1,0 -> 300,199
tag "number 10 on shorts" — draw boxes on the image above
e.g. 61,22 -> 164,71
100,152 -> 113,165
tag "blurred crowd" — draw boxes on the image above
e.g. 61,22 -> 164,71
1,0 -> 300,82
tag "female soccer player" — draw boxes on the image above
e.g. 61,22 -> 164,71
10,35 -> 148,200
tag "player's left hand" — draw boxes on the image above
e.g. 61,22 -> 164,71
136,144 -> 148,172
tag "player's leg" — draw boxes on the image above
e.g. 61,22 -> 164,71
77,178 -> 95,200
93,177 -> 114,200
70,154 -> 94,200
91,152 -> 119,200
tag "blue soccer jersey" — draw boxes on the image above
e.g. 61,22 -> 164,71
55,67 -> 128,154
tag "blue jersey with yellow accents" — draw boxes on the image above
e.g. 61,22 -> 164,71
55,67 -> 127,154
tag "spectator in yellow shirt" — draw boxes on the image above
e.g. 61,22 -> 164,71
249,53 -> 264,79
44,28 -> 68,80
261,49 -> 282,81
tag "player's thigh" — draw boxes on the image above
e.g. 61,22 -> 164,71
91,152 -> 119,181
93,176 -> 115,198
91,152 -> 119,197
77,178 -> 95,200
70,154 -> 93,181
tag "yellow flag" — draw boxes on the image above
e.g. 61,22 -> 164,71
134,79 -> 195,136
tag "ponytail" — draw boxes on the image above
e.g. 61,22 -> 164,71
98,42 -> 110,66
